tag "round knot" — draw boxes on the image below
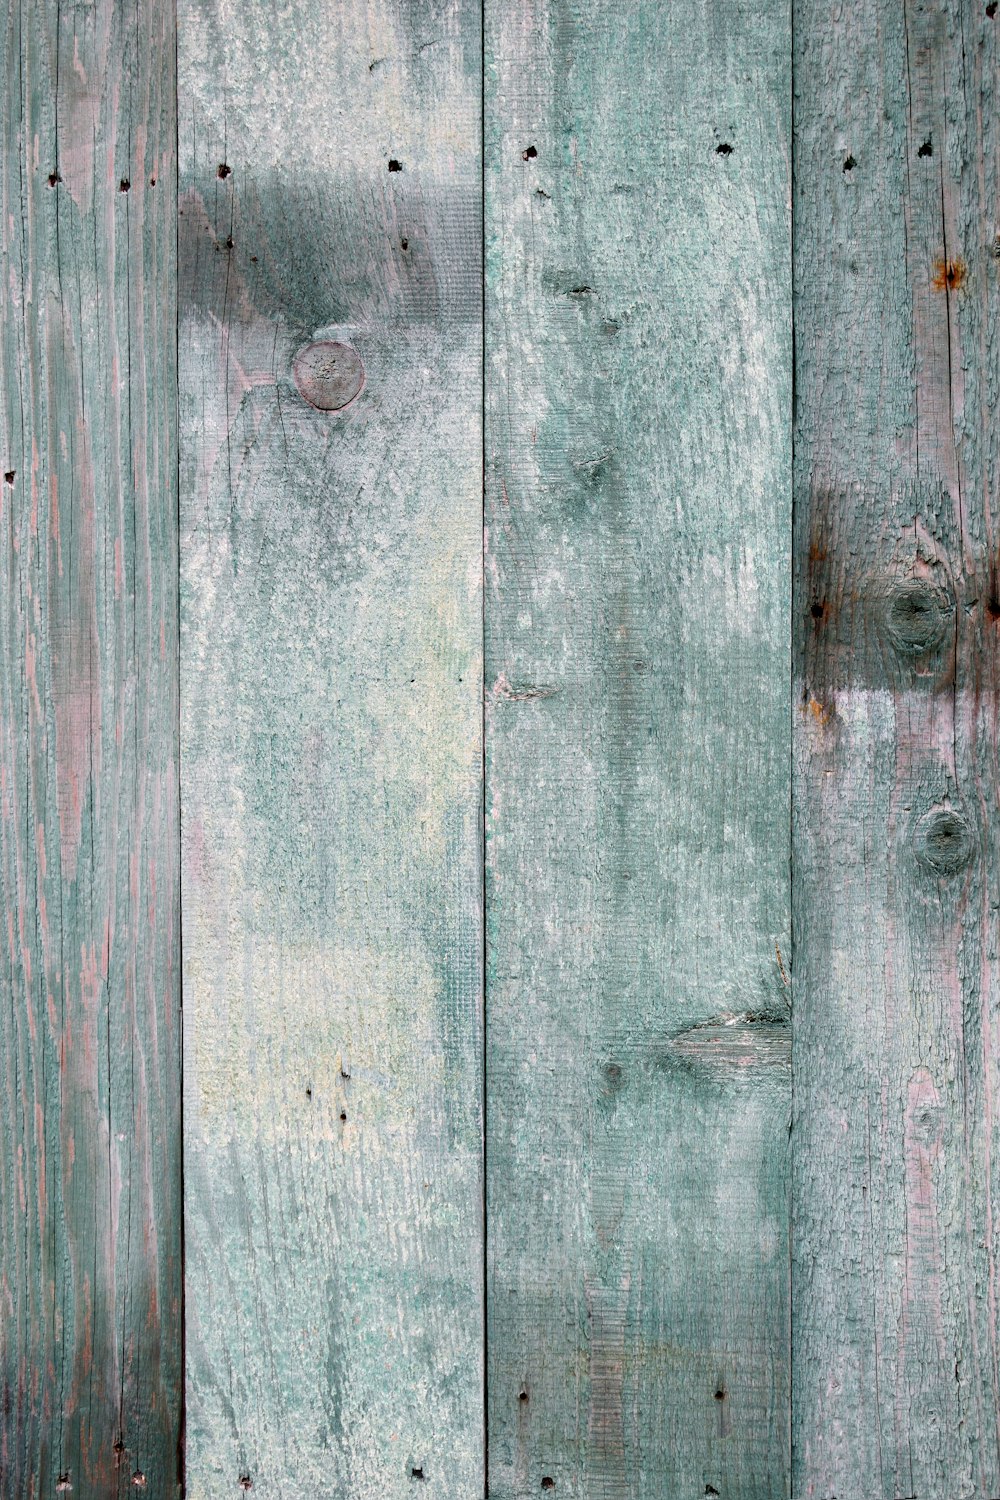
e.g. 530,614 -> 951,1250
884,580 -> 951,655
293,340 -> 365,411
913,807 -> 975,875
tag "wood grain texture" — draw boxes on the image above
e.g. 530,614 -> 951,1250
0,0 -> 182,1495
178,2 -> 484,1495
484,4 -> 792,1496
793,2 -> 1000,1495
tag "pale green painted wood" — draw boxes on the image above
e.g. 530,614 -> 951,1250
0,0 -> 182,1494
793,3 -> 1000,1495
484,4 -> 792,1497
178,2 -> 484,1496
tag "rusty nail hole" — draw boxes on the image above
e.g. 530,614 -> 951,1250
48,172 -> 61,187
918,139 -> 933,157
810,602 -> 824,619
119,178 -> 130,193
715,142 -> 733,155
522,145 -> 538,160
218,163 -> 232,179
541,1480 -> 555,1491
131,1473 -> 146,1489
714,1388 -> 726,1401
842,154 -> 856,172
388,158 -> 402,171
932,257 -> 967,292
340,1110 -> 347,1122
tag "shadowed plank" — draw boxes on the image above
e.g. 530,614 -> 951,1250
178,1 -> 484,1495
793,1 -> 1000,1495
484,3 -> 791,1497
0,0 -> 181,1495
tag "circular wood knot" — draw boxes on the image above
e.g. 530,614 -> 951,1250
913,808 -> 975,876
884,579 -> 951,655
293,340 -> 365,411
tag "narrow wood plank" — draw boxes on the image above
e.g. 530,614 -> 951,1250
484,5 -> 792,1496
178,2 -> 484,1495
0,0 -> 182,1495
793,2 -> 1000,1495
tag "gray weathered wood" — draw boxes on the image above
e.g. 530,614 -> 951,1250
0,0 -> 182,1493
484,3 -> 792,1495
793,2 -> 1000,1494
178,1 -> 484,1494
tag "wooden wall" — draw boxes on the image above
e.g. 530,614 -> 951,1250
0,1 -> 997,1497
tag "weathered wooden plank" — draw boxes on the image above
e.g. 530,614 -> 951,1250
793,2 -> 1000,1495
178,2 -> 484,1494
484,4 -> 792,1496
0,0 -> 181,1495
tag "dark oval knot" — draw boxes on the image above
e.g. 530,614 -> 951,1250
913,807 -> 975,876
884,579 -> 951,656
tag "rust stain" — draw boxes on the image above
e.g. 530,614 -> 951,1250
931,257 -> 967,292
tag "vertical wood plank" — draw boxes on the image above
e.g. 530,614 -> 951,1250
484,5 -> 791,1497
178,2 -> 484,1495
793,2 -> 1000,1494
0,0 -> 181,1495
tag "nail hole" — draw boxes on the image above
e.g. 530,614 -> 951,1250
218,163 -> 232,179
518,1389 -> 529,1402
522,145 -> 538,160
714,1388 -> 726,1401
842,155 -> 856,172
932,257 -> 967,292
715,142 -> 733,156
149,177 -> 156,186
918,139 -> 933,157
705,1489 -> 720,1497
340,1111 -> 347,1122
411,1468 -> 426,1481
4,471 -> 14,485
305,1087 -> 312,1099
400,237 -> 409,250
541,1480 -> 555,1491
119,178 -> 130,193
48,172 -> 61,187
810,601 -> 825,620
388,159 -> 403,172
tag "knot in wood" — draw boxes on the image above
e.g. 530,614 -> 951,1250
913,807 -> 975,876
884,578 -> 951,655
293,340 -> 365,411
